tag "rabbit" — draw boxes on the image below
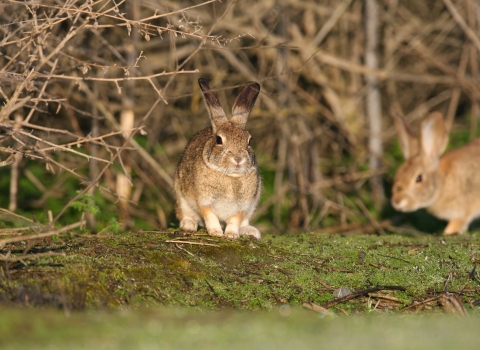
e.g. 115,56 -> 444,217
173,78 -> 262,240
391,111 -> 480,235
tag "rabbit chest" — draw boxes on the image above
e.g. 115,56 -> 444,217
196,170 -> 260,220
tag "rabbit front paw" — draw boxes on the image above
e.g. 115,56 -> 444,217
207,228 -> 224,237
224,229 -> 240,240
180,219 -> 197,233
239,226 -> 261,240
444,218 -> 466,235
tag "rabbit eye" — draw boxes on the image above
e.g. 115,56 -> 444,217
216,135 -> 223,145
415,174 -> 422,183
248,137 -> 252,145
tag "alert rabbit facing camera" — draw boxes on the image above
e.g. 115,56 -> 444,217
173,79 -> 262,240
392,112 -> 480,235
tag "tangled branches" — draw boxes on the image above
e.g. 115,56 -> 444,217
1,0 -> 480,236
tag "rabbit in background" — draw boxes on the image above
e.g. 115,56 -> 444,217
391,111 -> 480,235
173,78 -> 262,240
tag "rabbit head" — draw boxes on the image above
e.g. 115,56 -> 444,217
198,78 -> 260,177
391,112 -> 448,212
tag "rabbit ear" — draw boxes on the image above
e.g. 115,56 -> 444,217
393,115 -> 418,159
419,111 -> 448,169
230,82 -> 260,129
198,78 -> 228,132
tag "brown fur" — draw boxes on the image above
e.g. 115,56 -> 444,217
173,79 -> 262,239
174,126 -> 260,210
392,112 -> 480,235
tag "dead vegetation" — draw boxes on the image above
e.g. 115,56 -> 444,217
0,0 -> 480,243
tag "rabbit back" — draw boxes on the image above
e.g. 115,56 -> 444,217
428,139 -> 480,224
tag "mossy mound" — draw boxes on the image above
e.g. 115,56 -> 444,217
1,231 -> 479,314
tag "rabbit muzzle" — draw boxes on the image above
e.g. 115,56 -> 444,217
391,194 -> 412,212
227,154 -> 250,176
391,187 -> 431,212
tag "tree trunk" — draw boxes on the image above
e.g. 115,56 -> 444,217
365,0 -> 384,208
117,1 -> 140,228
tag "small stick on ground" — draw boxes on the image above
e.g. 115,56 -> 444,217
443,271 -> 453,292
368,293 -> 401,302
0,251 -> 66,262
402,296 -> 441,311
303,302 -> 334,316
165,240 -> 220,247
438,293 -> 469,317
175,243 -> 195,257
314,276 -> 332,289
468,265 -> 478,282
377,254 -> 413,265
323,285 -> 407,309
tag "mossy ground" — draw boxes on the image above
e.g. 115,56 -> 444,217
1,230 -> 479,314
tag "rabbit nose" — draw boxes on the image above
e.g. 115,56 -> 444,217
391,194 -> 403,207
234,155 -> 243,164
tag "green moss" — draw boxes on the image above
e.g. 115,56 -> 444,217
1,231 -> 479,314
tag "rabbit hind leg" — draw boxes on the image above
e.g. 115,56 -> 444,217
239,217 -> 261,240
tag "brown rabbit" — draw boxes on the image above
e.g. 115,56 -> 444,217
173,78 -> 262,239
391,111 -> 480,235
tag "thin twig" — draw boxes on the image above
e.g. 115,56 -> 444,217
19,130 -> 111,164
0,207 -> 36,223
0,251 -> 66,262
355,198 -> 386,235
38,69 -> 198,83
166,240 -> 220,247
402,296 -> 441,311
323,285 -> 407,309
442,0 -> 480,54
302,302 -> 334,316
175,243 -> 196,257
0,220 -> 86,248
